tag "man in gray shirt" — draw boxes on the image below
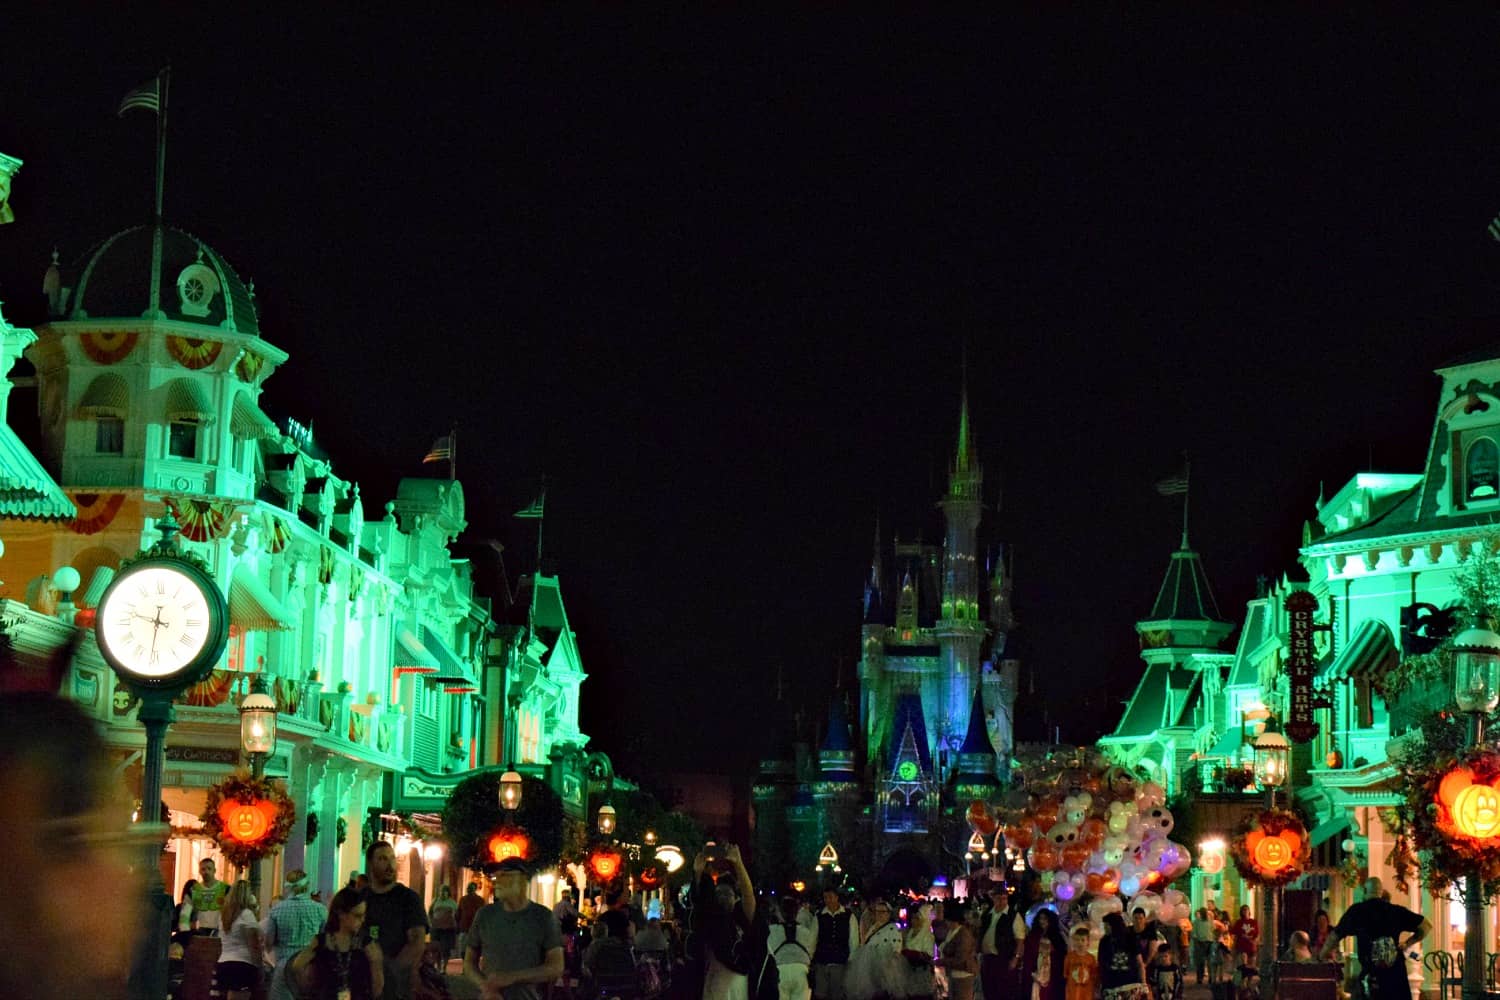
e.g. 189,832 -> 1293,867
464,858 -> 565,1000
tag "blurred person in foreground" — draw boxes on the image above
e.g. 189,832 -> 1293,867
0,637 -> 139,999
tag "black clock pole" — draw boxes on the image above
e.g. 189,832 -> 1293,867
127,693 -> 175,1000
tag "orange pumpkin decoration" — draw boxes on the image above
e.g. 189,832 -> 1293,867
590,848 -> 623,880
1245,827 -> 1302,876
1454,782 -> 1500,839
638,865 -> 663,888
217,798 -> 277,845
487,830 -> 532,863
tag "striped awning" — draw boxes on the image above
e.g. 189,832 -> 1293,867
228,564 -> 294,632
0,425 -> 75,520
75,373 -> 129,419
394,628 -> 437,673
422,625 -> 475,685
1328,619 -> 1398,680
164,378 -> 214,423
230,393 -> 278,440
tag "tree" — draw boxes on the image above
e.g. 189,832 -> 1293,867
442,771 -> 564,871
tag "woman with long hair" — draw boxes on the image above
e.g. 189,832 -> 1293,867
291,887 -> 385,1000
1310,910 -> 1333,956
216,880 -> 263,1000
1024,909 -> 1068,1000
1098,912 -> 1148,1000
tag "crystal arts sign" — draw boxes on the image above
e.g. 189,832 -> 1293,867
1285,591 -> 1319,744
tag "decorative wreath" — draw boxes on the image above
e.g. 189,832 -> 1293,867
201,772 -> 296,868
1401,745 -> 1500,895
1229,807 -> 1309,888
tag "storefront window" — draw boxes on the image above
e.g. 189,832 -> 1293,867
1466,435 -> 1499,501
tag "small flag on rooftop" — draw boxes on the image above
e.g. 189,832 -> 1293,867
422,434 -> 453,464
1154,469 -> 1190,496
118,75 -> 162,117
514,493 -> 545,519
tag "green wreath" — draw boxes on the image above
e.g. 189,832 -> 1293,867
201,772 -> 296,869
1229,807 -> 1310,888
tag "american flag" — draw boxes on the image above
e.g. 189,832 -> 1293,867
423,434 -> 453,464
117,76 -> 162,117
1155,471 -> 1190,496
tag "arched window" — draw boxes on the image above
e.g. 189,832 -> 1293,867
1468,437 -> 1500,501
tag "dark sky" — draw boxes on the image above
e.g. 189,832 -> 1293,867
3,11 -> 1500,779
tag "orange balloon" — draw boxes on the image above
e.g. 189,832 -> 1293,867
1061,842 -> 1092,872
1085,872 -> 1106,894
976,814 -> 999,837
1080,817 -> 1108,848
1008,822 -> 1037,851
1101,868 -> 1120,895
1034,801 -> 1060,830
1028,841 -> 1059,872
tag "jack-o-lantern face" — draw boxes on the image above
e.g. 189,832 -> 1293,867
591,849 -> 623,880
487,830 -> 531,863
1454,783 -> 1500,839
1245,828 -> 1301,875
638,865 -> 663,888
218,798 -> 276,844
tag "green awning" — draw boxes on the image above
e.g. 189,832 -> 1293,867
230,393 -> 278,440
422,625 -> 475,685
75,373 -> 129,419
0,425 -> 74,520
1329,619 -> 1398,680
229,564 -> 294,632
394,629 -> 437,672
164,378 -> 214,423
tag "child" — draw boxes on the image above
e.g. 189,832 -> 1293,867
1065,925 -> 1099,1000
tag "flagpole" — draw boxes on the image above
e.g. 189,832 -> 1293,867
1181,455 -> 1192,549
147,67 -> 169,317
154,67 -> 169,222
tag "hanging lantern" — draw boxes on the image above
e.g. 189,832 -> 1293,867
643,829 -> 658,846
1253,726 -> 1289,790
597,803 -> 617,836
590,847 -> 623,880
1453,627 -> 1500,714
499,770 -> 523,811
487,829 -> 531,863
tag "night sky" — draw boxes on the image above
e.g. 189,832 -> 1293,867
4,12 -> 1500,780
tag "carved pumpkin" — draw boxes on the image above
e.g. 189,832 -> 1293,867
218,798 -> 277,845
1246,828 -> 1301,875
638,865 -> 663,888
487,830 -> 531,863
1439,767 -> 1479,811
590,849 -> 623,880
1454,783 -> 1500,839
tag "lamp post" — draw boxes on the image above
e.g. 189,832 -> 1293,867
1452,627 -> 1500,1000
1253,721 -> 1289,978
239,674 -> 277,902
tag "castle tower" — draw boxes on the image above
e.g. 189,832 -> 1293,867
935,387 -> 985,756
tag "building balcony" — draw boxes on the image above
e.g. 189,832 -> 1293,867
1385,675 -> 1454,739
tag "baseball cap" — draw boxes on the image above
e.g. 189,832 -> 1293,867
493,857 -> 531,877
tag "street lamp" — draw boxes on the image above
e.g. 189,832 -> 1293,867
499,768 -> 523,812
643,829 -> 658,847
238,675 -> 277,902
1452,626 -> 1500,1000
597,803 -> 617,836
1253,720 -> 1289,978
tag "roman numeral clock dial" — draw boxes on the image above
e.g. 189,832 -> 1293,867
95,558 -> 230,689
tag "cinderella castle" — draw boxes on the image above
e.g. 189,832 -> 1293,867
750,390 -> 1021,891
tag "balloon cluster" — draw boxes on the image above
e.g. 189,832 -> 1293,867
991,758 -> 1194,919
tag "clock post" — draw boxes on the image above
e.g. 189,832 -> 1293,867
95,511 -> 230,1000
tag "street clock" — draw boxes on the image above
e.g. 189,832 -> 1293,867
95,555 -> 229,690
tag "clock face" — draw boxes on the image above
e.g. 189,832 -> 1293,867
898,760 -> 919,782
96,560 -> 227,686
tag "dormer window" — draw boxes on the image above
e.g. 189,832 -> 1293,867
1466,435 -> 1500,503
